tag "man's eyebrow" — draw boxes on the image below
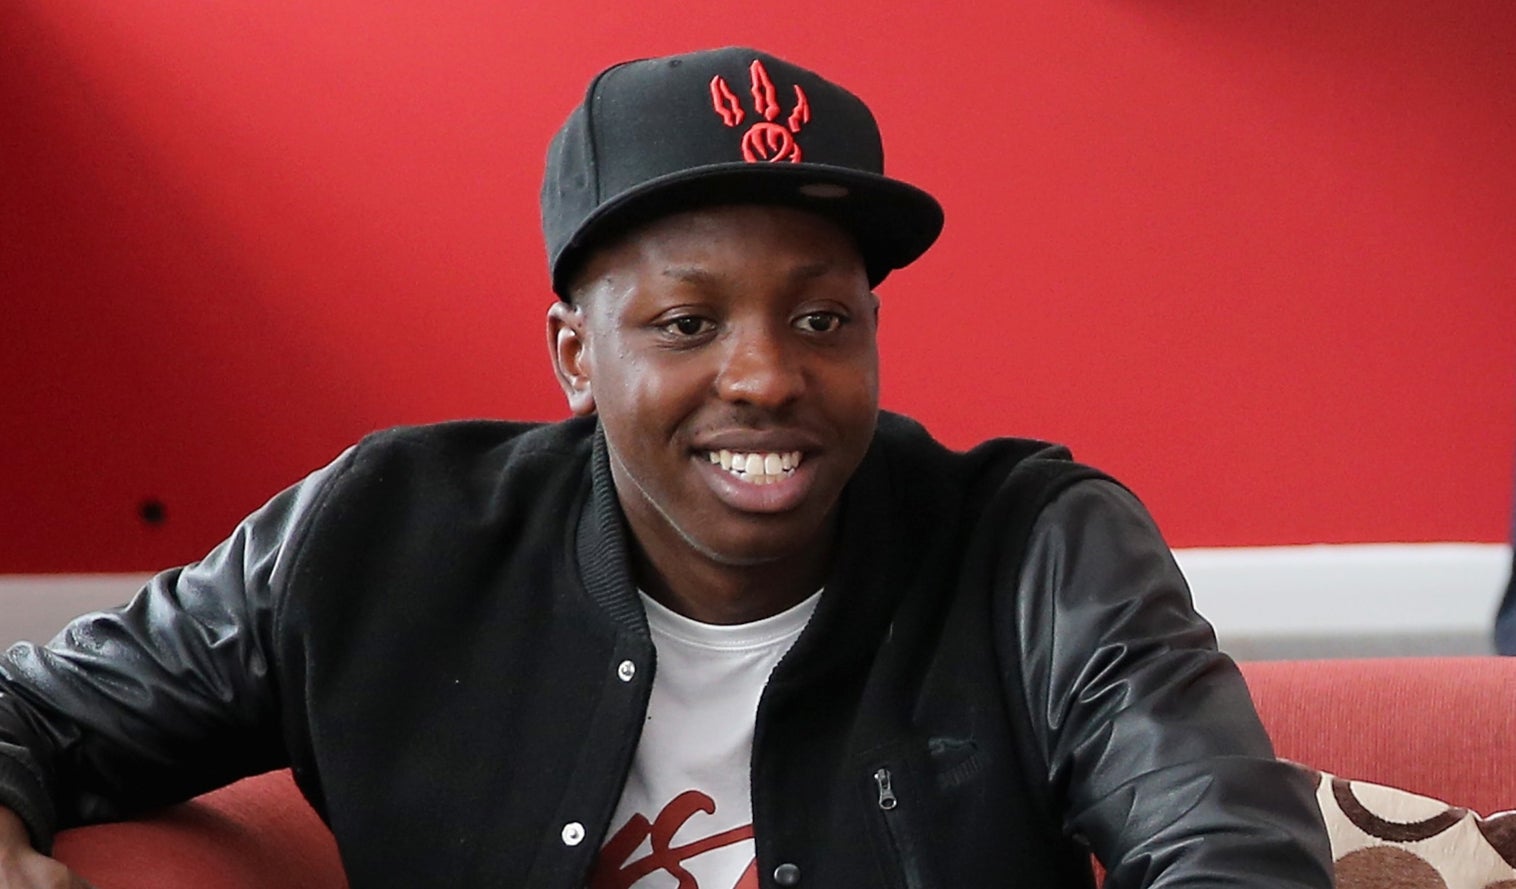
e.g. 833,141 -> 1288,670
787,261 -> 834,281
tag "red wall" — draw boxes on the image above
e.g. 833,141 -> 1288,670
3,1 -> 1514,572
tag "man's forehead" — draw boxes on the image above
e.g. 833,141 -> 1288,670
574,204 -> 867,289
659,261 -> 841,286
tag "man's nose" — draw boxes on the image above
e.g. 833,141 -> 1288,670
714,326 -> 805,408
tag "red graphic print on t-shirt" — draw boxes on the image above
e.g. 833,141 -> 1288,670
590,790 -> 759,889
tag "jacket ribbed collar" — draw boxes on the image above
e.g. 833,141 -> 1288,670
570,415 -> 915,675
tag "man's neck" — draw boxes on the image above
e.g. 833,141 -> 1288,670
631,540 -> 831,626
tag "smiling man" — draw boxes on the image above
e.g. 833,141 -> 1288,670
0,48 -> 1331,889
549,205 -> 879,625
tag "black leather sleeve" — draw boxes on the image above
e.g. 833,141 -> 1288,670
1013,479 -> 1334,888
0,450 -> 348,852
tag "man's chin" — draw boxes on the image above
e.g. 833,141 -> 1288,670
687,537 -> 810,569
673,514 -> 835,570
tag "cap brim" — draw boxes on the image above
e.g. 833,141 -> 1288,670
553,162 -> 943,295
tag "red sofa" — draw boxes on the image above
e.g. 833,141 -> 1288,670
50,657 -> 1516,887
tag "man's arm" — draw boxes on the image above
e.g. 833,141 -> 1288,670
1012,479 -> 1333,888
0,448 -> 351,852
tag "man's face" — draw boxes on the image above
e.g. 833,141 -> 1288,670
549,204 -> 879,583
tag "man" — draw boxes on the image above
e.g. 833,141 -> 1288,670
0,47 -> 1332,888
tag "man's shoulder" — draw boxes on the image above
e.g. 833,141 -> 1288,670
873,411 -> 1079,480
871,411 -> 1119,536
346,416 -> 594,466
266,417 -> 597,572
311,416 -> 597,508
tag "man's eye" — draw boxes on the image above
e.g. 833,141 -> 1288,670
796,312 -> 844,333
661,316 -> 712,336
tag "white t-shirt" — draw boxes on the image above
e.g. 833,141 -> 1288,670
590,590 -> 821,889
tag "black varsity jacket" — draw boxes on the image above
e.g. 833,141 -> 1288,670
0,412 -> 1333,888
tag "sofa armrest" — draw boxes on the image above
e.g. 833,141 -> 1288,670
1240,656 -> 1516,816
51,769 -> 346,889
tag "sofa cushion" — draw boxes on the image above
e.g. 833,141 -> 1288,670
1306,765 -> 1516,888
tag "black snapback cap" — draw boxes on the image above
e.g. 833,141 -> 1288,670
541,46 -> 945,297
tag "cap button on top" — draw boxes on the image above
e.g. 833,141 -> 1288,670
617,660 -> 636,682
561,822 -> 586,846
773,863 -> 801,885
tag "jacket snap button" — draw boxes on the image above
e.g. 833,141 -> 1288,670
617,660 -> 636,682
561,822 -> 586,846
773,862 -> 801,885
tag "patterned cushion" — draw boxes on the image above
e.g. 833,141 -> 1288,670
1306,766 -> 1516,888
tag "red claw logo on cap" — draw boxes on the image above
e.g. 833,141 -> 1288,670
709,60 -> 810,163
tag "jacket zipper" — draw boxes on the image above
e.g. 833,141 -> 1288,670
873,767 -> 927,889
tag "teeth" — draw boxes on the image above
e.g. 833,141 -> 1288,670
704,449 -> 804,484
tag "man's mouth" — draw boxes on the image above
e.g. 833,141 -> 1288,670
705,449 -> 804,485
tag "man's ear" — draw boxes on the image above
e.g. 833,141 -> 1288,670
546,300 -> 596,416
